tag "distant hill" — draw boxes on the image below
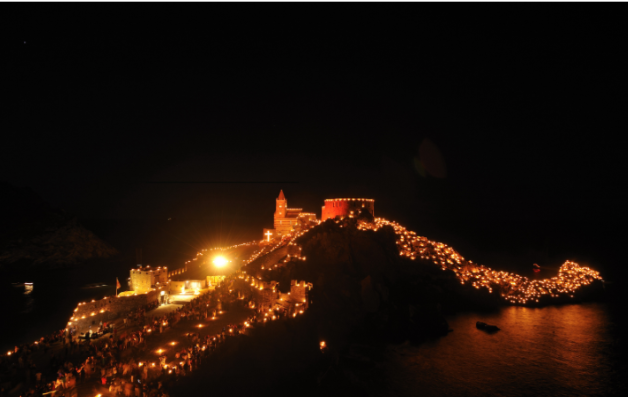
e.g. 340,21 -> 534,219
0,182 -> 118,271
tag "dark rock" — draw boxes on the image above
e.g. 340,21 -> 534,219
476,321 -> 500,332
0,182 -> 117,271
288,219 -> 453,347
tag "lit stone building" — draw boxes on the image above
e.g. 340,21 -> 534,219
321,198 -> 374,221
274,190 -> 302,234
130,266 -> 168,293
264,190 -> 317,240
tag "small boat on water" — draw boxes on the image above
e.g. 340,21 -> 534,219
476,321 -> 500,332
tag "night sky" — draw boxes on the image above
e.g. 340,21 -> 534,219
2,6 -> 627,276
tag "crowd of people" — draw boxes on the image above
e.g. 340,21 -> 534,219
0,296 -> 169,397
0,274 -> 268,397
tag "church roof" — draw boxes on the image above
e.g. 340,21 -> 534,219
278,190 -> 285,200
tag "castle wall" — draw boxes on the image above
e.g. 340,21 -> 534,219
298,213 -> 317,221
207,275 -> 225,287
69,290 -> 160,332
290,280 -> 311,310
321,198 -> 374,221
169,281 -> 186,294
131,267 -> 168,293
249,280 -> 280,312
167,266 -> 188,278
239,275 -> 309,318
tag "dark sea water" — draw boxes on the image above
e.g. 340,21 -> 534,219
0,266 -> 122,352
0,220 -> 200,351
386,303 -> 627,397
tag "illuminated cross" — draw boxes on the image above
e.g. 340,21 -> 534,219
265,231 -> 272,242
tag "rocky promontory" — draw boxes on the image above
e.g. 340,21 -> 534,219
0,182 -> 117,271
173,214 -> 508,396
248,213 -> 501,353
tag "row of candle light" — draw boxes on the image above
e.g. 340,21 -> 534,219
242,224 -> 315,269
355,217 -> 603,304
8,231 -> 318,359
188,212 -> 602,307
324,198 -> 374,202
136,280 -> 310,369
68,285 -> 169,327
183,241 -> 259,265
251,220 -> 324,271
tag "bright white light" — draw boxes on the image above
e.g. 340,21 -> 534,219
213,256 -> 228,268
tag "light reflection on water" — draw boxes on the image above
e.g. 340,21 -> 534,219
1,277 -> 118,351
386,303 -> 626,397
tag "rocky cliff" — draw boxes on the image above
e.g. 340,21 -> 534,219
0,182 -> 117,271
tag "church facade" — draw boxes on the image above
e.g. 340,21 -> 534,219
263,190 -> 316,241
274,190 -> 302,234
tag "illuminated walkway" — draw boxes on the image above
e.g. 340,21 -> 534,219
358,218 -> 604,304
77,297 -> 254,397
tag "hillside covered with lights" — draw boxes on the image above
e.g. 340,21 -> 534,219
232,209 -> 604,342
172,211 -> 606,396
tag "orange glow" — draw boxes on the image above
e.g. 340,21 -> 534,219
355,217 -> 603,304
213,256 -> 228,268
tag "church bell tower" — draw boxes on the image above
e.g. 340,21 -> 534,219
275,190 -> 287,221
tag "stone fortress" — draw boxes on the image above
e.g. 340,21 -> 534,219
321,198 -> 375,221
130,266 -> 168,293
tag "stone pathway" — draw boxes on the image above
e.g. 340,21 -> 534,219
74,295 -> 254,396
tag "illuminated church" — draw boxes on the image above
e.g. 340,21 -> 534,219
263,190 -> 316,241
